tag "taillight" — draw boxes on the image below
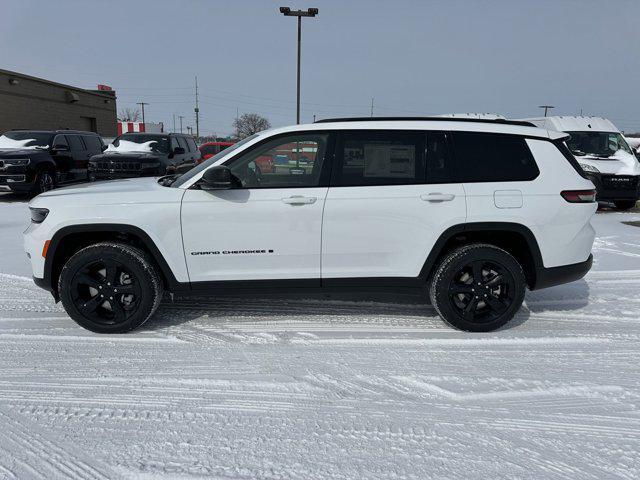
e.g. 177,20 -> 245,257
561,189 -> 597,203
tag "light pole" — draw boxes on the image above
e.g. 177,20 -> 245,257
178,115 -> 184,133
539,105 -> 554,117
136,102 -> 149,124
279,7 -> 318,124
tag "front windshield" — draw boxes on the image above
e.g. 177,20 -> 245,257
566,131 -> 633,157
171,134 -> 259,187
0,131 -> 51,149
107,134 -> 170,154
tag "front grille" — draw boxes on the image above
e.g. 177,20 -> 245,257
94,161 -> 141,172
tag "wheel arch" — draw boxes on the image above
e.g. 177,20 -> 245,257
44,224 -> 184,300
420,222 -> 544,290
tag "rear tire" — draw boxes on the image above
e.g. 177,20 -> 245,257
429,244 -> 526,332
58,242 -> 163,333
614,200 -> 637,211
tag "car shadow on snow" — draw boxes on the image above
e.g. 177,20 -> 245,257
144,289 -> 542,333
524,278 -> 590,314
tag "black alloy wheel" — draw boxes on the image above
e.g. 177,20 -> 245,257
430,244 -> 526,332
448,260 -> 515,324
70,259 -> 142,326
59,242 -> 163,333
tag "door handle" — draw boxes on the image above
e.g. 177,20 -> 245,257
420,193 -> 456,202
281,195 -> 317,205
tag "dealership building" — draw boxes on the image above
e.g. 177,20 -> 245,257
0,68 -> 117,137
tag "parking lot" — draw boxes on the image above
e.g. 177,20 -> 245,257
0,193 -> 638,479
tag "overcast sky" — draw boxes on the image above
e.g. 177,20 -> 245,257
2,0 -> 639,135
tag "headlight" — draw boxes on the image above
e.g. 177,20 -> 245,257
4,158 -> 30,166
579,163 -> 599,173
30,207 -> 49,224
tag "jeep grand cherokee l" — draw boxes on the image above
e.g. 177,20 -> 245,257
25,117 -> 596,333
88,132 -> 200,180
0,130 -> 105,194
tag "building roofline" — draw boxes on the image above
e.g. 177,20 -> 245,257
0,68 -> 116,100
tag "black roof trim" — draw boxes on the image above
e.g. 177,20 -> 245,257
314,116 -> 536,127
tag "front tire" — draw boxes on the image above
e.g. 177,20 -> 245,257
33,168 -> 56,195
58,242 -> 163,333
614,200 -> 637,211
429,244 -> 526,332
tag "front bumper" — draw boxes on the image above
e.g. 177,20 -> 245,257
0,173 -> 30,191
584,173 -> 640,201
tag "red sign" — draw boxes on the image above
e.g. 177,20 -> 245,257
97,84 -> 113,91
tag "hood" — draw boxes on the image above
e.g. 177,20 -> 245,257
577,150 -> 640,176
34,176 -> 165,199
0,148 -> 48,158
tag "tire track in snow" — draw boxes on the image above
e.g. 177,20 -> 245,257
0,407 -> 119,480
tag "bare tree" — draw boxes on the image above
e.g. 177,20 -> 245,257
233,113 -> 271,139
118,108 -> 141,122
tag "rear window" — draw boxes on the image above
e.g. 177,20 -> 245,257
82,135 -> 103,154
452,132 -> 539,182
186,137 -> 198,152
67,135 -> 86,151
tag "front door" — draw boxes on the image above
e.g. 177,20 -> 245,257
181,132 -> 333,284
321,130 -> 467,279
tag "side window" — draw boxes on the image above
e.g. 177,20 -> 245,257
186,137 -> 198,152
334,130 -> 425,186
176,136 -> 188,152
67,135 -> 86,151
426,132 -> 455,184
452,132 -> 539,182
82,135 -> 102,154
225,133 -> 329,189
52,135 -> 69,148
170,137 -> 180,151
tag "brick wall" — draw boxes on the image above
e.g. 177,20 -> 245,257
0,69 -> 117,137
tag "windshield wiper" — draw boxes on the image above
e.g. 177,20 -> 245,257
158,174 -> 180,186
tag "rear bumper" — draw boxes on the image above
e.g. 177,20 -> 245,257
532,254 -> 593,290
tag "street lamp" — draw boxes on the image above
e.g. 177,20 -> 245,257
279,7 -> 318,124
539,105 -> 554,117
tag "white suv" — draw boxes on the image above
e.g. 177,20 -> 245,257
24,117 -> 597,333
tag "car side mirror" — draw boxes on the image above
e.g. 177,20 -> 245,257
173,147 -> 186,155
52,144 -> 69,152
201,166 -> 232,190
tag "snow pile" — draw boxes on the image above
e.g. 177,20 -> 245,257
0,135 -> 46,150
105,140 -> 157,154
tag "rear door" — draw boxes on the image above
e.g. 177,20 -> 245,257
321,129 -> 467,280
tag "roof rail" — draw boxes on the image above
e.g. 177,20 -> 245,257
314,116 -> 536,127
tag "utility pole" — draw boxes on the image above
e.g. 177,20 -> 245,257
173,114 -> 176,133
235,108 -> 239,139
539,105 -> 554,117
370,97 -> 374,117
279,7 -> 319,124
178,115 -> 184,133
136,102 -> 149,125
194,76 -> 200,140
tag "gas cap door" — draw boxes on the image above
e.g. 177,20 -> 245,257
494,190 -> 523,209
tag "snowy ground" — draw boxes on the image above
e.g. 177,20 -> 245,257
0,192 -> 639,479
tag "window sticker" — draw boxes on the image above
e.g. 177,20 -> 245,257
363,144 -> 415,178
